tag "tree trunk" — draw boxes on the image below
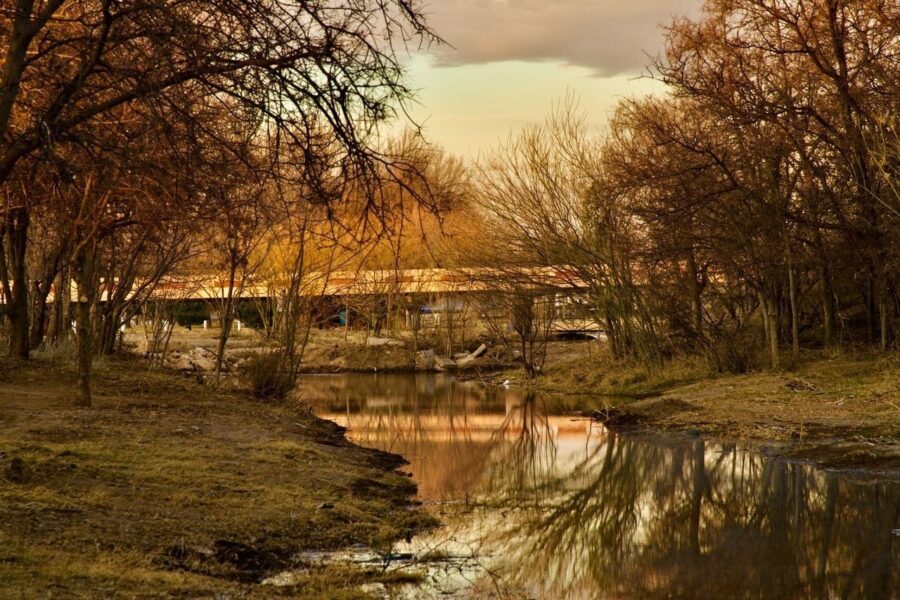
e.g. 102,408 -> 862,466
48,264 -> 71,345
98,304 -> 124,355
865,272 -> 876,344
819,263 -> 835,347
813,229 -> 836,347
3,207 -> 30,359
759,291 -> 770,349
786,244 -> 800,360
520,334 -> 534,379
214,261 -> 238,378
29,281 -> 50,350
768,302 -> 780,369
686,250 -> 703,340
879,291 -> 891,350
73,245 -> 96,407
759,291 -> 779,369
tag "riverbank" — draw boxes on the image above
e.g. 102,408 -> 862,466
528,349 -> 900,470
128,326 -> 507,374
0,355 -> 435,598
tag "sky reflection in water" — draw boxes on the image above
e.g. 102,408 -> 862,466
303,373 -> 899,599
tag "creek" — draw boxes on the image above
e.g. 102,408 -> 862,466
302,373 -> 899,599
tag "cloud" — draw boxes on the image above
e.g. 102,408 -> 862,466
421,0 -> 700,76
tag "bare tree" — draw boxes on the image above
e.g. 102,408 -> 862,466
473,101 -> 660,365
0,0 -> 438,360
478,281 -> 555,379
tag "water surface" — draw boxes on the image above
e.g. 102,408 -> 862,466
303,373 -> 900,599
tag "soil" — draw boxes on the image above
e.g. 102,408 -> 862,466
0,355 -> 435,598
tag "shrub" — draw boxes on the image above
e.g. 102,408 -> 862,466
173,301 -> 209,327
242,351 -> 295,400
237,302 -> 268,330
34,337 -> 78,363
703,328 -> 763,374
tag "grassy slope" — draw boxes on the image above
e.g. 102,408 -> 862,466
527,347 -> 900,468
0,356 -> 434,598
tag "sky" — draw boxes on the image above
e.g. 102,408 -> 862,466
400,0 -> 700,159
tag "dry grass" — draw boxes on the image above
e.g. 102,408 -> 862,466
504,341 -> 713,398
0,355 -> 435,598
527,344 -> 900,468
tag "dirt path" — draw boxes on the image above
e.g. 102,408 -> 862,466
0,357 -> 434,598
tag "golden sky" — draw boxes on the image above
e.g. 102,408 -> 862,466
402,0 -> 700,158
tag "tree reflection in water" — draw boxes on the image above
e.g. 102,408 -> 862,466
303,374 -> 899,599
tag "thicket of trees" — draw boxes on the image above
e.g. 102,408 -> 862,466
3,0 -> 899,393
475,0 -> 899,373
0,0 -> 442,404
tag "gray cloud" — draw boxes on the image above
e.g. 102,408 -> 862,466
421,0 -> 700,76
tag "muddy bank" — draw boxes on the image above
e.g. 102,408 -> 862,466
129,327 -> 510,376
0,355 -> 435,598
587,354 -> 900,470
300,340 -> 418,373
298,333 -> 507,375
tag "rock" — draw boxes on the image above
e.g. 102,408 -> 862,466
165,347 -> 222,372
188,347 -> 217,371
166,352 -> 195,371
262,571 -> 302,586
415,349 -> 435,370
786,379 -> 817,392
365,336 -> 404,347
359,583 -> 388,596
434,356 -> 457,371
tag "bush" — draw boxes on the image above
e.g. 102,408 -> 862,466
703,328 -> 763,374
34,337 -> 78,363
173,301 -> 209,327
237,302 -> 268,330
242,351 -> 295,400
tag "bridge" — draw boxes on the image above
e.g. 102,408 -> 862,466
145,266 -> 589,301
25,266 -> 601,336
